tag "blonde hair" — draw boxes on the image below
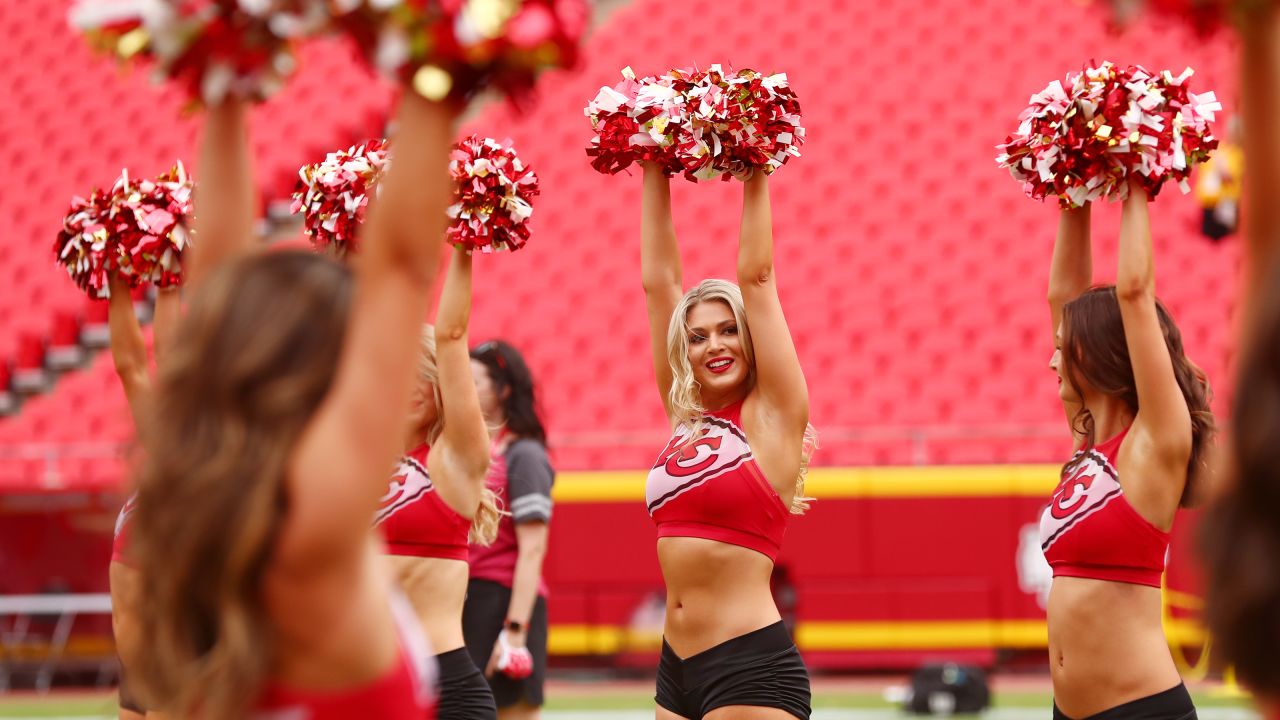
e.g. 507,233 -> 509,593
665,279 -> 816,514
416,326 -> 503,545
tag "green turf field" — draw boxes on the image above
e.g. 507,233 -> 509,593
0,688 -> 1261,719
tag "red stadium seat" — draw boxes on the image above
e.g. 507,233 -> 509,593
46,310 -> 83,372
0,0 -> 1241,490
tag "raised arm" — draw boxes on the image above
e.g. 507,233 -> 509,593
282,92 -> 458,567
640,163 -> 683,420
107,273 -> 149,428
186,99 -> 258,291
1240,10 -> 1280,342
736,173 -> 808,429
1048,204 -> 1092,335
429,251 -> 491,519
1048,204 -> 1092,436
1116,185 -> 1193,472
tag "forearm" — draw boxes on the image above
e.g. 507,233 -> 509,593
435,251 -> 471,342
737,173 -> 774,283
361,93 -> 455,287
151,288 -> 181,367
106,276 -> 149,421
506,541 -> 546,626
640,164 -> 681,291
1048,204 -> 1092,304
189,100 -> 256,289
1116,188 -> 1155,301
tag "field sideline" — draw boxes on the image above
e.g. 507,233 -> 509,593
0,681 -> 1260,719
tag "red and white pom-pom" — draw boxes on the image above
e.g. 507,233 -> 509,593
334,0 -> 588,103
678,65 -> 805,181
1123,66 -> 1222,198
69,0 -> 328,105
585,67 -> 646,174
996,62 -> 1220,209
292,139 -> 390,257
584,66 -> 687,175
111,162 -> 195,288
55,189 -> 117,298
446,136 -> 539,254
54,163 -> 194,298
584,64 -> 804,180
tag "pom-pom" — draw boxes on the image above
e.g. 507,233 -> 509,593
333,0 -> 588,103
446,135 -> 539,253
291,139 -> 390,257
55,163 -> 195,298
69,0 -> 329,105
584,64 -> 805,181
996,62 -> 1221,209
55,190 -> 116,298
114,163 -> 195,288
678,65 -> 804,181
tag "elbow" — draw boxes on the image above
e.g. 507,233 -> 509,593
1115,277 -> 1154,304
642,274 -> 681,296
114,366 -> 149,396
737,261 -> 773,287
517,533 -> 548,559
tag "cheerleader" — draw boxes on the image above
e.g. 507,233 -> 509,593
639,164 -> 813,720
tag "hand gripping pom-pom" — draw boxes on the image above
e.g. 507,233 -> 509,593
446,136 -> 540,254
995,62 -> 1221,209
678,65 -> 805,181
69,0 -> 330,105
584,64 -> 805,181
113,163 -> 195,289
54,163 -> 195,299
333,0 -> 588,104
291,139 -> 391,257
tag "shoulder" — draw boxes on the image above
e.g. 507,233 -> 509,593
506,438 -> 551,463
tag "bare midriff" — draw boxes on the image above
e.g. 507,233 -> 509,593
1047,576 -> 1182,717
388,555 -> 470,655
657,536 -> 780,658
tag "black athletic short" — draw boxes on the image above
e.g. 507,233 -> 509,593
1053,683 -> 1197,720
461,579 -> 548,708
655,621 -> 811,720
436,647 -> 497,720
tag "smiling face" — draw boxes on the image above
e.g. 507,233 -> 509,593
685,300 -> 751,404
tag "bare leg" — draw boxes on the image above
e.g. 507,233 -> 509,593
498,701 -> 542,720
705,707 -> 800,720
657,706 -> 692,720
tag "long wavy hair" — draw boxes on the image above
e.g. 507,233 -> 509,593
470,339 -> 548,447
665,279 -> 815,514
1059,286 -> 1215,506
130,251 -> 353,719
1201,266 -> 1280,695
415,326 -> 502,545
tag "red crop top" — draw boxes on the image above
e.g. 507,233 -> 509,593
1039,426 -> 1171,588
110,493 -> 137,565
375,444 -> 471,561
254,591 -> 436,719
645,400 -> 788,562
